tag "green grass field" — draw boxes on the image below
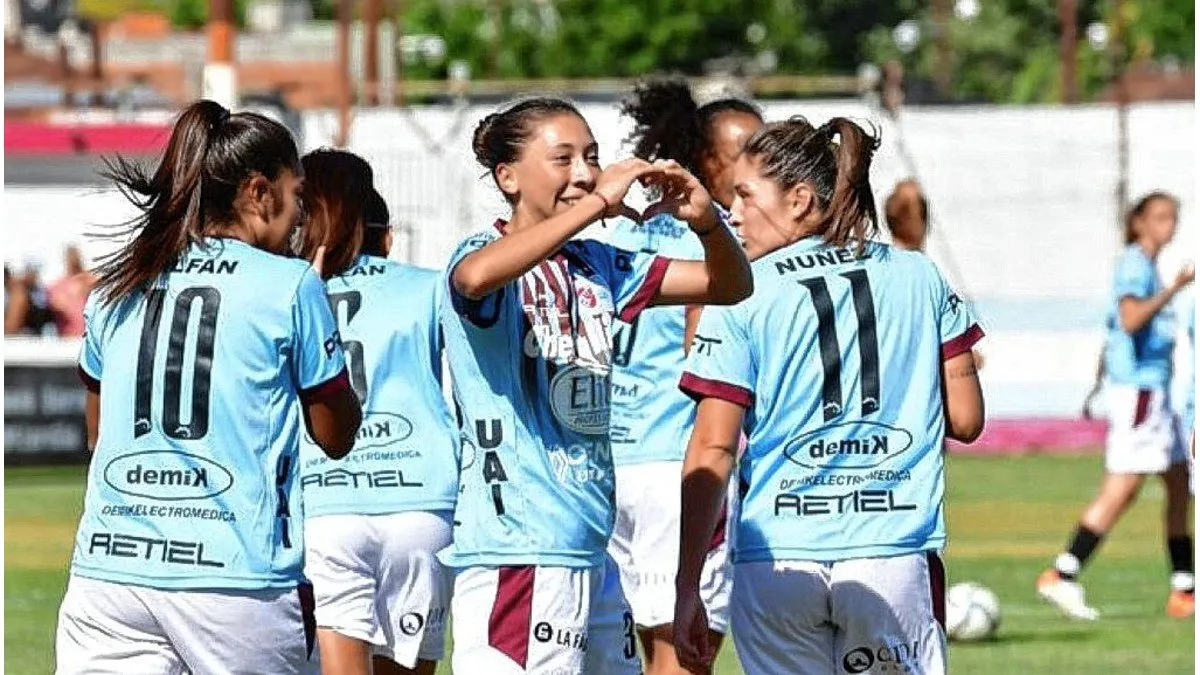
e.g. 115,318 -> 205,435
5,455 -> 1194,674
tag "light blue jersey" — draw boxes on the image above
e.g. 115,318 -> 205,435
1104,245 -> 1174,389
440,222 -> 667,569
1185,299 -> 1195,436
74,239 -> 348,590
681,238 -> 982,563
608,214 -> 705,466
300,255 -> 458,518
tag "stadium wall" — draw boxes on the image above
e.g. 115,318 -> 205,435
4,101 -> 1194,457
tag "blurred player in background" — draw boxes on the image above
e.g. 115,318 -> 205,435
606,77 -> 763,674
883,178 -> 929,252
296,149 -> 458,675
673,117 -> 985,674
439,97 -> 751,674
1038,191 -> 1195,620
55,99 -> 362,674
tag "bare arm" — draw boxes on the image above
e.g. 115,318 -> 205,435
677,397 -> 743,592
453,194 -> 608,300
683,305 -> 703,355
942,350 -> 984,443
642,163 -> 753,308
301,377 -> 363,460
453,159 -> 653,300
1119,265 -> 1193,334
5,282 -> 28,334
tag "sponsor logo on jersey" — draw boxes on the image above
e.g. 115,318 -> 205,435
356,412 -> 414,449
774,489 -> 918,517
782,421 -> 914,470
549,366 -> 609,436
104,451 -> 234,501
86,531 -> 225,568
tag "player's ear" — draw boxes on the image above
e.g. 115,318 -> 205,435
495,164 -> 519,200
787,183 -> 816,223
245,174 -> 275,220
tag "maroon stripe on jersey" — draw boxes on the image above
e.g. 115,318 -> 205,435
299,369 -> 351,404
539,258 -> 575,338
679,373 -> 754,409
927,552 -> 946,631
1133,389 -> 1152,427
489,566 -> 536,668
941,324 -> 984,361
77,366 -> 100,393
618,255 -> 670,323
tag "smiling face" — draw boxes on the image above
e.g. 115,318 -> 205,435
493,113 -> 600,225
700,110 -> 765,209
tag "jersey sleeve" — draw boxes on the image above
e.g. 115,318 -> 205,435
290,267 -> 350,402
446,230 -> 505,328
679,305 -> 755,408
1114,248 -> 1155,301
585,241 -> 670,324
76,293 -> 103,393
936,269 -> 984,360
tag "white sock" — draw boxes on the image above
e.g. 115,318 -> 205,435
1171,572 -> 1195,593
1055,553 -> 1081,578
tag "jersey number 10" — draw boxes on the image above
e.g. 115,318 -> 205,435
134,287 -> 220,440
800,270 -> 881,422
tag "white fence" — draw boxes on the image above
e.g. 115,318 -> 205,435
4,100 -> 1195,419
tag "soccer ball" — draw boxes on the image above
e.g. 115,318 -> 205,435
945,582 -> 1000,641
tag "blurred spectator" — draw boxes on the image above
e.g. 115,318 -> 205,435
5,265 -> 31,335
47,245 -> 95,337
884,179 -> 929,251
20,262 -> 54,336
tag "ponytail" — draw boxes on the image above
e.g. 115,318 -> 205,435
93,99 -> 299,304
741,116 -> 881,250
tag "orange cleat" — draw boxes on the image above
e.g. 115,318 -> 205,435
1166,590 -> 1195,619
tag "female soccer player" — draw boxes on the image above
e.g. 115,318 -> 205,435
606,77 -> 762,674
673,116 -> 986,674
1038,192 -> 1195,620
295,149 -> 459,675
56,99 -> 362,674
441,96 -> 752,675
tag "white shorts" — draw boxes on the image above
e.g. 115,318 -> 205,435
55,575 -> 318,675
608,461 -> 732,633
450,556 -> 642,674
731,553 -> 947,675
303,511 -> 452,668
1105,386 -> 1187,474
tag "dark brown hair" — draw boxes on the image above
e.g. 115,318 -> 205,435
620,77 -> 762,179
297,148 -> 379,278
472,97 -> 585,201
361,188 -> 391,258
1124,191 -> 1179,244
742,116 -> 881,250
94,99 -> 300,303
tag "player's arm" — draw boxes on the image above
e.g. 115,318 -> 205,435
683,305 -> 702,355
1119,267 -> 1193,333
453,160 -> 652,300
942,350 -> 984,443
678,397 -> 743,590
302,383 -> 361,460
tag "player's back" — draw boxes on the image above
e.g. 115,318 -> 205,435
607,214 -> 704,465
686,237 -> 980,562
300,255 -> 458,517
74,239 -> 338,589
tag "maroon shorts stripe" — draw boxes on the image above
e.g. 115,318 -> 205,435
488,566 -> 536,669
1133,389 -> 1152,428
298,582 -> 317,659
927,552 -> 946,631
